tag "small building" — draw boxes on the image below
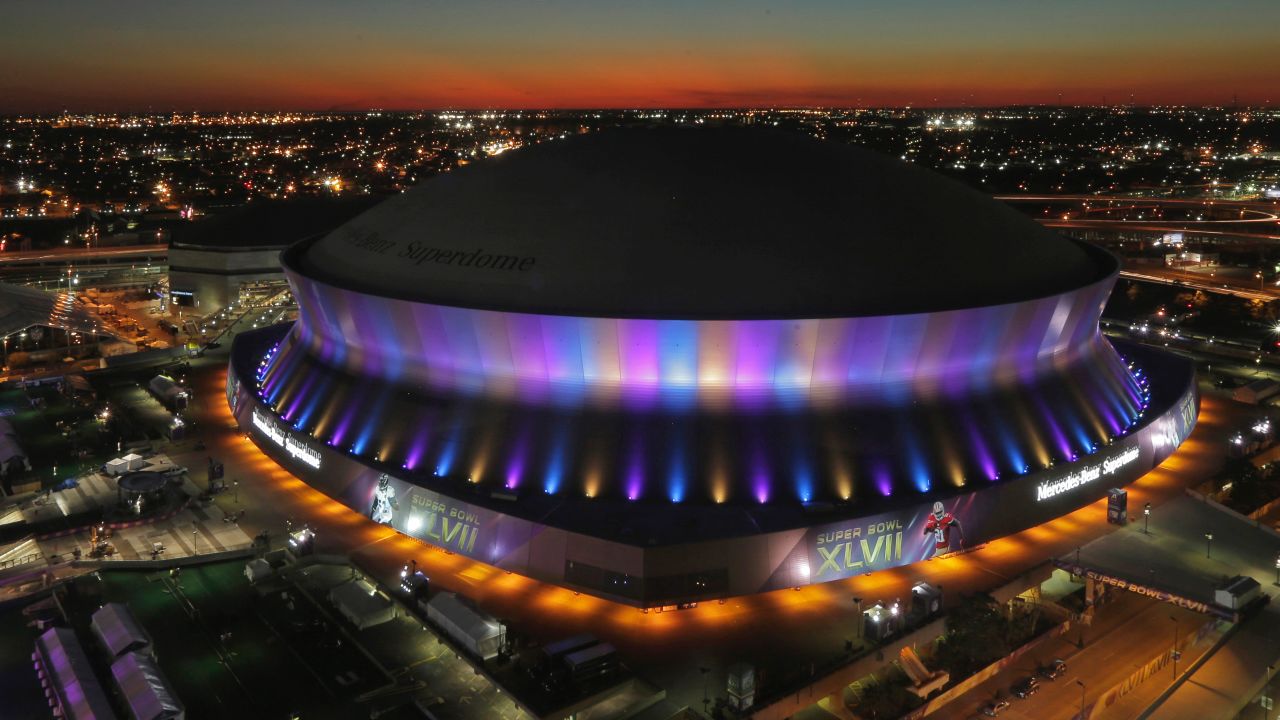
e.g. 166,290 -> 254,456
243,558 -> 272,584
105,453 -> 146,476
1234,379 -> 1280,405
148,375 -> 188,411
111,650 -> 184,720
91,602 -> 153,659
1215,575 -> 1262,612
33,627 -> 116,720
0,426 -> 28,477
167,196 -> 384,315
425,592 -> 505,660
563,642 -> 618,683
329,578 -> 396,630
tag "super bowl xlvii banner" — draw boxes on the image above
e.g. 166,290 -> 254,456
808,494 -> 983,582
361,470 -> 543,569
804,432 -> 1157,584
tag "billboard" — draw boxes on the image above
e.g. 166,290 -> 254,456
801,436 -> 1144,584
364,471 -> 544,567
800,384 -> 1196,586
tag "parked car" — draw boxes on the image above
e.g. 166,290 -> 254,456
1012,676 -> 1040,698
981,699 -> 1011,717
1039,659 -> 1067,680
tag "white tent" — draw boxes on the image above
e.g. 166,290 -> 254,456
328,579 -> 395,629
34,627 -> 116,720
243,558 -> 271,584
91,602 -> 152,659
426,592 -> 504,660
111,650 -> 184,720
105,453 -> 146,476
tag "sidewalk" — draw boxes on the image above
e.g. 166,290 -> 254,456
1142,600 -> 1280,720
44,502 -> 254,561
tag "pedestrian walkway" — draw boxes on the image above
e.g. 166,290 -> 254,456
44,505 -> 253,561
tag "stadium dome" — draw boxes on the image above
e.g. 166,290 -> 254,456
229,126 -> 1198,606
298,126 -> 1107,318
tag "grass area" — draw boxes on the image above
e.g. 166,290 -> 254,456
0,385 -> 114,489
63,562 -> 390,720
0,366 -> 190,492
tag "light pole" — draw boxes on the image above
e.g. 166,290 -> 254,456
700,666 -> 711,715
192,530 -> 199,556
1274,553 -> 1279,587
853,596 -> 863,640
1170,616 -> 1180,680
233,478 -> 239,504
1076,679 -> 1086,720
1205,532 -> 1214,559
1143,503 -> 1151,534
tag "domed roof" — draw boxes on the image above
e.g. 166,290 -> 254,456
296,126 -> 1109,319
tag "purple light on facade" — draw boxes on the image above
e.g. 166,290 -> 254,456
285,265 -> 1121,412
404,421 -> 432,471
505,425 -> 531,490
625,436 -> 644,501
873,461 -> 893,497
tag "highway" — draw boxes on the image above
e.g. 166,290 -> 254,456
0,243 -> 167,267
177,362 -> 1243,714
1118,266 -> 1280,302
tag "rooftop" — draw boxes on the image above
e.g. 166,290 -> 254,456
171,195 -> 386,251
298,126 -> 1108,319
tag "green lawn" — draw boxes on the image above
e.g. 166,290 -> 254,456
81,563 -> 388,720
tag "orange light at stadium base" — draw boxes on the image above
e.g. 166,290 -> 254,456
198,365 -> 1233,652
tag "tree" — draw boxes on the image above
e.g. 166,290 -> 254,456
933,593 -> 1010,677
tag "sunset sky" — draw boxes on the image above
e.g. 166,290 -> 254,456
3,0 -> 1277,112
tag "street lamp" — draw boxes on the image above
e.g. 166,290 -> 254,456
853,596 -> 863,639
700,666 -> 711,715
1143,502 -> 1151,534
1274,553 -> 1279,587
1076,679 -> 1086,720
1170,616 -> 1180,680
233,478 -> 239,504
1205,532 -> 1214,559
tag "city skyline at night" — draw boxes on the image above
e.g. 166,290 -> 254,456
3,5 -> 1280,718
3,0 -> 1279,113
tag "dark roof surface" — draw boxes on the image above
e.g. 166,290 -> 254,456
298,126 -> 1107,319
171,195 -> 386,250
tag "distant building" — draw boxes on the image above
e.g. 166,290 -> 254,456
167,196 -> 384,315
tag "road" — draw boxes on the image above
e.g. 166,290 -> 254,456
178,361 -> 1244,713
1120,265 -> 1280,302
939,589 -> 1213,720
997,194 -> 1280,242
0,243 -> 167,267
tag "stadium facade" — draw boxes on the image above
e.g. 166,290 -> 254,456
227,128 -> 1198,606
